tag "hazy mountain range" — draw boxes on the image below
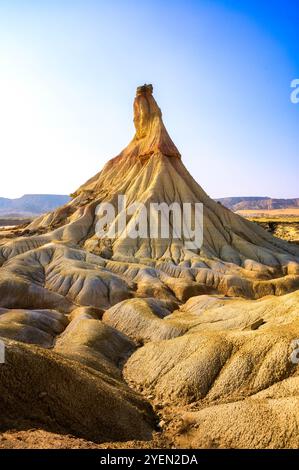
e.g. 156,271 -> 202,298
0,194 -> 71,217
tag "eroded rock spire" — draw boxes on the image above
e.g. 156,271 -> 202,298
132,83 -> 181,159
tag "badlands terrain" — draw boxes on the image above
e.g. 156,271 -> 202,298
0,84 -> 299,449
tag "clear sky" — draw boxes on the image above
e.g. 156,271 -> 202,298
0,0 -> 298,199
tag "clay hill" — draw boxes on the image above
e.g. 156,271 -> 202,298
0,84 -> 299,449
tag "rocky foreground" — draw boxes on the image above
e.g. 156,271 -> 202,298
0,85 -> 299,448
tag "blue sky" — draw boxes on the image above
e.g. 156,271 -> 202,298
0,0 -> 298,198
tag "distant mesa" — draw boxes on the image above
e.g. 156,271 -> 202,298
217,196 -> 299,212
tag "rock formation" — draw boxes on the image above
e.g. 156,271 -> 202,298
0,84 -> 299,448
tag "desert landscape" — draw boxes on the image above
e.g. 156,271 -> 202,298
0,84 -> 299,449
